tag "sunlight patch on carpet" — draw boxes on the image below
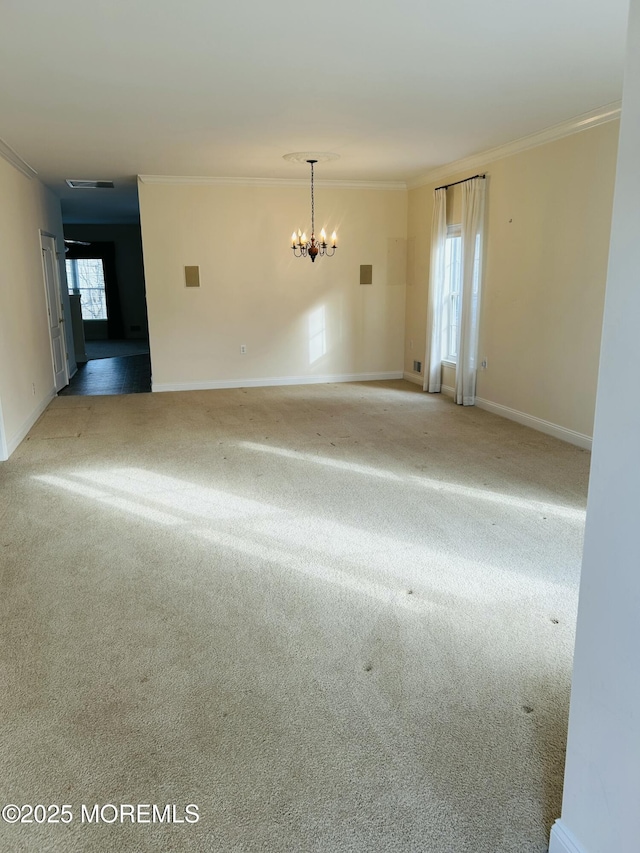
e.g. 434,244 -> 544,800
238,440 -> 586,522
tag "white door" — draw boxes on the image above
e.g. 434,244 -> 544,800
40,233 -> 69,391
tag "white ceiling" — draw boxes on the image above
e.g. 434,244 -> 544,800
0,0 -> 630,222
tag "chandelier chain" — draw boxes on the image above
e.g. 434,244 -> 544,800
310,161 -> 315,237
290,157 -> 336,262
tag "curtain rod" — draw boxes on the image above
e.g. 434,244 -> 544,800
435,174 -> 486,192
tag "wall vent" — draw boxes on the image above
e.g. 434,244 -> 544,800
413,360 -> 422,373
359,264 -> 373,285
185,266 -> 201,288
66,179 -> 114,189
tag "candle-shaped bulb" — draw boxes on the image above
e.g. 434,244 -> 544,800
291,231 -> 297,246
320,228 -> 327,244
301,232 -> 307,244
331,231 -> 337,246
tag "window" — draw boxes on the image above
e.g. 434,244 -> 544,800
66,258 -> 108,320
442,225 -> 462,362
441,225 -> 481,364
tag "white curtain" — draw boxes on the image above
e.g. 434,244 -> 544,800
455,178 -> 486,406
424,188 -> 447,392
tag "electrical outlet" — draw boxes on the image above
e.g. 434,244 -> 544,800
480,358 -> 488,369
240,345 -> 247,354
31,382 -> 36,396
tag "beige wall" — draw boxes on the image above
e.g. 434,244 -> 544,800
405,120 -> 619,440
138,181 -> 407,390
0,156 -> 72,459
553,5 -> 640,849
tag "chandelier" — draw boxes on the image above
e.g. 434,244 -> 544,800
290,159 -> 337,262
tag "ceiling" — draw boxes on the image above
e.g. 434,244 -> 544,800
0,0 -> 630,223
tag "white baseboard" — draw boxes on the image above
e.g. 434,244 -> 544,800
403,371 -> 423,386
549,820 -> 586,853
0,395 -> 7,461
153,371 -> 404,393
475,397 -> 592,450
2,387 -> 56,460
441,384 -> 455,399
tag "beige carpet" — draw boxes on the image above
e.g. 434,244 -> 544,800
0,380 -> 589,853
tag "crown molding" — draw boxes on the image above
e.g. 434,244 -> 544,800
0,136 -> 37,179
138,174 -> 407,191
407,101 -> 622,190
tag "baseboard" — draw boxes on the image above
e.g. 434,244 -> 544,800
475,397 -> 592,450
403,371 -> 423,386
0,395 -> 7,461
549,820 -> 586,853
3,387 -> 56,460
441,384 -> 455,399
153,371 -> 404,393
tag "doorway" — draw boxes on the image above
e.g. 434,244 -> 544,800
61,225 -> 151,395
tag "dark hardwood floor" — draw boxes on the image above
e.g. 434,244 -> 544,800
59,354 -> 151,396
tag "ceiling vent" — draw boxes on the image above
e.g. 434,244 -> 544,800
66,179 -> 114,189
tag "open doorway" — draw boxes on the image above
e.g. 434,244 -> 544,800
61,224 -> 151,395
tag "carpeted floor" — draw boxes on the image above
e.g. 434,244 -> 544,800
0,380 -> 589,853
